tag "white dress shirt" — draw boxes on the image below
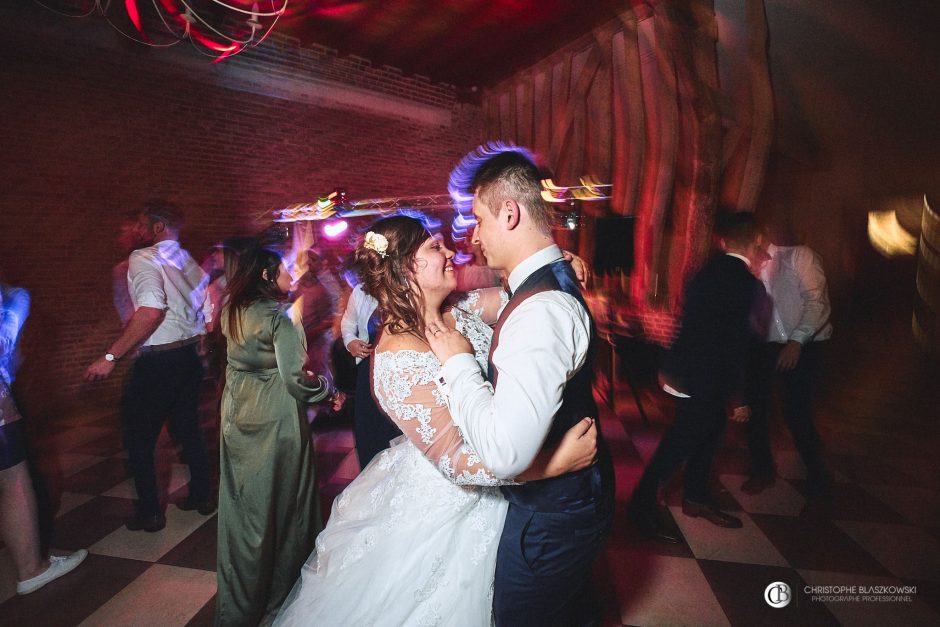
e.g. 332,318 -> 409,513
340,284 -> 379,365
128,240 -> 209,347
441,245 -> 592,479
761,244 -> 833,344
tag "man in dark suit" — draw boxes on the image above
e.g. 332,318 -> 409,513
629,211 -> 767,543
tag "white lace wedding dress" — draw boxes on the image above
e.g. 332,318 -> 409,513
274,290 -> 509,627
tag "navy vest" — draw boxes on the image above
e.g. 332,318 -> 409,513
490,260 -> 614,513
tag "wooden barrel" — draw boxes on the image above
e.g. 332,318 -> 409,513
913,195 -> 940,357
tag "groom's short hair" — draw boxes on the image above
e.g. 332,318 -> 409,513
471,150 -> 552,236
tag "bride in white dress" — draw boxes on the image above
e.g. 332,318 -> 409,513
273,216 -> 597,626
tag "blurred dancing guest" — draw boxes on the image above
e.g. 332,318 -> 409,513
217,246 -> 341,626
112,211 -> 151,324
339,280 -> 401,468
205,237 -> 256,390
274,216 -> 596,626
85,201 -> 214,532
742,223 -> 833,496
295,250 -> 338,386
203,245 -> 227,328
629,211 -> 766,543
2,278 -> 87,594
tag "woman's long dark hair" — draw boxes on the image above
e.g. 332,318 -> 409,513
225,246 -> 286,343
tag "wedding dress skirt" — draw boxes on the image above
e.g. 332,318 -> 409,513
273,435 -> 508,626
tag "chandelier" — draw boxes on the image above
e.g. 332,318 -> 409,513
32,0 -> 287,61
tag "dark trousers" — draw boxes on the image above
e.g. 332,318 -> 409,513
352,357 -> 402,470
746,341 -> 827,483
121,344 -> 211,517
632,397 -> 727,510
494,501 -> 612,627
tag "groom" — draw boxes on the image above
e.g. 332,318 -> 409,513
427,146 -> 614,626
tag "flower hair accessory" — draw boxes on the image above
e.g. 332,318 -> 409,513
363,231 -> 389,258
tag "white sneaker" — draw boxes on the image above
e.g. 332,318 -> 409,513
16,549 -> 88,595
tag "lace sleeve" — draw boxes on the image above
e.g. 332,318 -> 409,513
373,350 -> 512,486
452,287 -> 508,326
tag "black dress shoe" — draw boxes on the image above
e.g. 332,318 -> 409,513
628,506 -> 682,544
741,475 -> 776,495
178,496 -> 217,516
681,501 -> 743,528
125,513 -> 166,532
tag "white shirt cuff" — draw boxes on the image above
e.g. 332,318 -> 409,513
662,383 -> 691,398
788,332 -> 810,344
134,297 -> 168,310
433,369 -> 450,401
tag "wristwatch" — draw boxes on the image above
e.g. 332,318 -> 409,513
104,352 -> 117,362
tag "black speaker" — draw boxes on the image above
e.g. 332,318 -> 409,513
594,216 -> 635,275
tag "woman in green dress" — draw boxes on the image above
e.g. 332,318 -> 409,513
216,246 -> 340,626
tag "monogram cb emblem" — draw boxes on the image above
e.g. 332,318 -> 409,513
765,582 -> 791,608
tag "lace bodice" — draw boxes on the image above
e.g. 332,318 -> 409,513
372,289 -> 510,486
449,288 -> 508,362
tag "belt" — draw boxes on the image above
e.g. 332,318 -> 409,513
138,336 -> 202,354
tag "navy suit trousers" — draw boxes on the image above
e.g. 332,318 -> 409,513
494,500 -> 613,627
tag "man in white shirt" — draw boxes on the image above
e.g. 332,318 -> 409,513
742,227 -> 833,496
340,283 -> 377,366
85,202 -> 213,532
427,147 -> 613,627
340,283 -> 403,468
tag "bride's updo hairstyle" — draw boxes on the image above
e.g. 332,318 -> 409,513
351,215 -> 431,337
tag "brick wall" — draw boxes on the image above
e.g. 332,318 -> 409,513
0,7 -> 483,422
636,307 -> 680,347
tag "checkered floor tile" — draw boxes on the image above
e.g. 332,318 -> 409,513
2,311 -> 939,626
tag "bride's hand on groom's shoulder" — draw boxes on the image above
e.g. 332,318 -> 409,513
424,320 -> 472,364
561,250 -> 592,290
